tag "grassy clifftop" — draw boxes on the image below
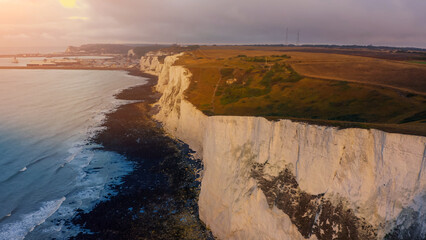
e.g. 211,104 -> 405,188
174,46 -> 426,136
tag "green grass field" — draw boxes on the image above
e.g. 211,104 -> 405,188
176,48 -> 426,136
408,61 -> 426,65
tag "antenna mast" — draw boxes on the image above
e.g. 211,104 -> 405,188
285,28 -> 288,45
296,30 -> 300,45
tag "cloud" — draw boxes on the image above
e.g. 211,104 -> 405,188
81,0 -> 426,47
67,16 -> 89,21
59,0 -> 76,8
41,33 -> 55,39
0,0 -> 425,48
3,33 -> 30,39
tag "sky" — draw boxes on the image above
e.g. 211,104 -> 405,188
0,0 -> 425,49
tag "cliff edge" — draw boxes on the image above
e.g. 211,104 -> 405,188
140,53 -> 426,240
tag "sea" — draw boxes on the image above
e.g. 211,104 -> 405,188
0,56 -> 113,67
0,46 -> 66,55
0,69 -> 146,239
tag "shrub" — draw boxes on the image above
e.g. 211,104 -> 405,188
271,54 -> 291,59
220,68 -> 234,79
220,86 -> 267,105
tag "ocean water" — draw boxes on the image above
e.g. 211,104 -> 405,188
0,69 -> 146,239
0,56 -> 113,67
0,46 -> 66,55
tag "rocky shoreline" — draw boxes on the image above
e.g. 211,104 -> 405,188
70,70 -> 213,239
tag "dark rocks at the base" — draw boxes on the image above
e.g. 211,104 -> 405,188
251,163 -> 376,240
384,210 -> 424,240
70,72 -> 214,240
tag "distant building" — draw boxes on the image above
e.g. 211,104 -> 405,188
51,59 -> 79,65
127,49 -> 136,57
226,78 -> 238,85
27,58 -> 79,67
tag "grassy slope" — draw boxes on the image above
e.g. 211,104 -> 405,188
407,61 -> 426,65
175,47 -> 426,136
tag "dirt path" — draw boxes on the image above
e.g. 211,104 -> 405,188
301,74 -> 426,96
210,75 -> 222,113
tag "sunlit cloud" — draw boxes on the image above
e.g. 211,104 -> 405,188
68,16 -> 89,21
59,0 -> 76,8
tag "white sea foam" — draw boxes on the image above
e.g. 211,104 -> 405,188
60,146 -> 84,168
66,151 -> 79,163
0,197 -> 66,240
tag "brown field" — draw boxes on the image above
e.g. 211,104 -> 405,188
288,52 -> 426,94
175,46 -> 426,136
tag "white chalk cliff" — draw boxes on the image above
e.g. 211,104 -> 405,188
140,53 -> 426,240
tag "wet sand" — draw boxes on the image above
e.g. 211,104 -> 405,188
70,70 -> 213,239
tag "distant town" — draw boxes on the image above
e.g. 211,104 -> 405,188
0,44 -> 169,70
0,44 -> 197,70
25,55 -> 139,69
1,52 -> 139,71
1,43 -> 425,70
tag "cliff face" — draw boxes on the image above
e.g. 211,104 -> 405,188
141,54 -> 426,240
141,53 -> 207,154
140,53 -> 164,75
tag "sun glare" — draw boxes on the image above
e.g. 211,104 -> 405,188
59,0 -> 76,8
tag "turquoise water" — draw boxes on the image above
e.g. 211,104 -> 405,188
0,69 -> 146,239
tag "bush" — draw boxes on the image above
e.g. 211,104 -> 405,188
260,70 -> 275,88
271,54 -> 291,59
220,86 -> 266,105
220,68 -> 234,79
286,65 -> 303,82
244,56 -> 267,62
